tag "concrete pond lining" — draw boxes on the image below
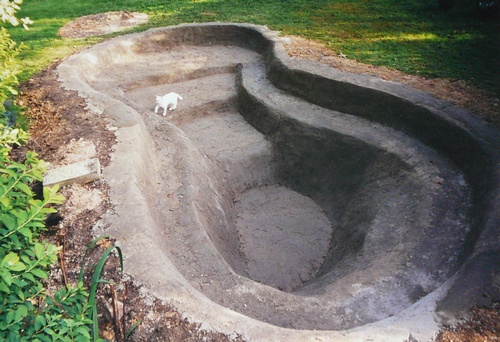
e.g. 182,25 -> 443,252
57,23 -> 500,341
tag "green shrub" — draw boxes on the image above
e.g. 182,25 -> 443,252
0,27 -> 21,116
1,0 -> 32,116
0,2 -> 112,340
0,125 -> 93,341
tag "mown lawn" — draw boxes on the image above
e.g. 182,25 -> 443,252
7,0 -> 500,94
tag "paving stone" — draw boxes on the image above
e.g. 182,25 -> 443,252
43,158 -> 101,187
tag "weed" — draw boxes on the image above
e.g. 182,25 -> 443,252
77,236 -> 140,341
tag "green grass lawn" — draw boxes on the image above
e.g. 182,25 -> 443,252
7,0 -> 500,94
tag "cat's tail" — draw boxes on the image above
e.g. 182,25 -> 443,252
177,94 -> 183,101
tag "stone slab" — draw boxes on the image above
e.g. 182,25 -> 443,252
43,158 -> 101,187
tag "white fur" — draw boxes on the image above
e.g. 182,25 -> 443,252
154,92 -> 183,116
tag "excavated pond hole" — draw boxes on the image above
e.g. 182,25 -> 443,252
234,185 -> 331,292
57,24 -> 499,340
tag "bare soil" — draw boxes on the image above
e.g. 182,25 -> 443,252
16,12 -> 499,341
58,11 -> 149,39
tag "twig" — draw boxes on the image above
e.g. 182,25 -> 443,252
58,229 -> 68,287
122,283 -> 127,342
111,284 -> 122,341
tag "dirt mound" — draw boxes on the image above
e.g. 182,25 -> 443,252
58,11 -> 148,39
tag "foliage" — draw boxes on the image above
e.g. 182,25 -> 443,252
36,282 -> 92,342
0,0 -> 33,28
1,2 -> 132,340
0,2 -> 94,339
0,0 -> 32,115
0,27 -> 20,115
0,125 -> 133,340
0,124 -> 93,341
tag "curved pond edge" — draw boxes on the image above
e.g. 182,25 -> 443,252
57,23 -> 499,341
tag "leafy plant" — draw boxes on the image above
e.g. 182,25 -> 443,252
24,282 -> 92,342
0,27 -> 20,115
1,0 -> 32,116
0,124 -> 94,341
0,29 -> 25,127
0,125 -> 137,340
0,0 -> 33,29
1,2 -> 124,340
0,125 -> 93,341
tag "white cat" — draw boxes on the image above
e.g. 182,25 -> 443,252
154,92 -> 183,116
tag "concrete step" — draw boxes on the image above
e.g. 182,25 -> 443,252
239,61 -> 440,164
